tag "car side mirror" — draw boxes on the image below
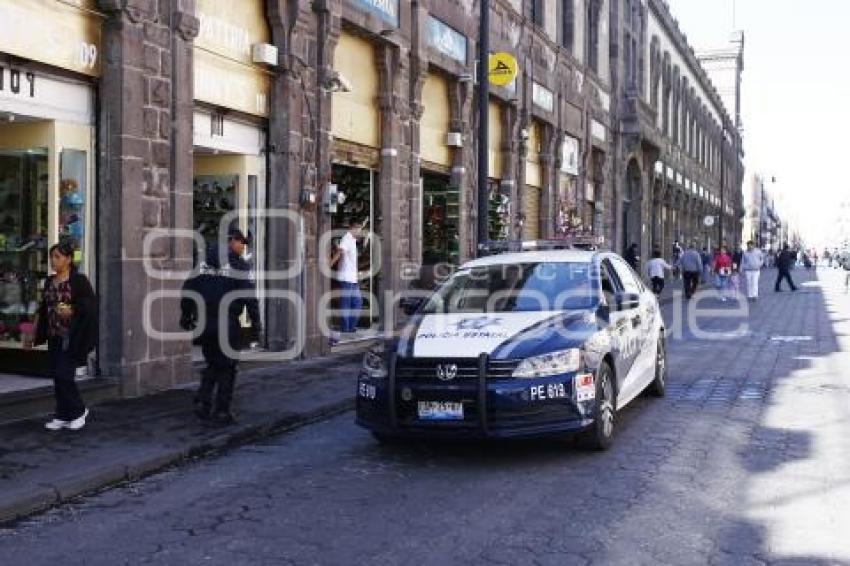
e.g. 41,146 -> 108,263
596,303 -> 611,321
399,296 -> 424,316
616,292 -> 640,311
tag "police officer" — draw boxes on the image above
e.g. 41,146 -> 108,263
180,229 -> 262,424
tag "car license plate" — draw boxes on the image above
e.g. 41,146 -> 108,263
417,401 -> 464,421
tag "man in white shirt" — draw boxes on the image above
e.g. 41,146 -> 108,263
741,240 -> 764,301
330,219 -> 364,335
645,250 -> 673,296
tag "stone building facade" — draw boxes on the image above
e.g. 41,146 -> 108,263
0,0 -> 743,401
611,0 -> 744,261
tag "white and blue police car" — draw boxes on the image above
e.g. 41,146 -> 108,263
356,241 -> 667,450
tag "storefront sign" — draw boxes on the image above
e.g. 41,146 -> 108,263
489,52 -> 518,87
532,82 -> 554,113
427,16 -> 466,64
194,0 -> 272,117
0,66 -> 94,124
347,0 -> 399,27
0,0 -> 102,77
194,49 -> 270,117
591,119 -> 606,142
561,135 -> 579,175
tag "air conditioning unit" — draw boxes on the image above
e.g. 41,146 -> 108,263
252,43 -> 278,66
446,132 -> 463,147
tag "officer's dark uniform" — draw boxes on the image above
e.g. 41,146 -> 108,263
774,247 -> 798,292
180,242 -> 261,422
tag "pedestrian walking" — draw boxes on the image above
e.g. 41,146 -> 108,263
329,218 -> 365,342
645,250 -> 672,296
732,246 -> 743,273
741,240 -> 764,301
680,244 -> 704,299
671,240 -> 683,279
35,241 -> 98,431
624,243 -> 641,273
700,247 -> 712,283
180,230 -> 262,425
713,246 -> 734,302
842,254 -> 850,292
774,244 -> 798,292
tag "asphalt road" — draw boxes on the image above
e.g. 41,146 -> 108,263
2,269 -> 849,565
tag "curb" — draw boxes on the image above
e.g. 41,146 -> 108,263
0,397 -> 355,526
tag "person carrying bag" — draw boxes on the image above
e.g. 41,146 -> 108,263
34,241 -> 97,431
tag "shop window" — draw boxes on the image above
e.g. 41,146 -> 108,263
329,164 -> 379,334
0,149 -> 48,349
193,175 -> 238,250
421,172 -> 459,265
488,180 -> 511,241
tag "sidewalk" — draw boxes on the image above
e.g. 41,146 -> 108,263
0,351 -> 364,524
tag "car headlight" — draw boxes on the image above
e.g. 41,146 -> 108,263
512,348 -> 582,379
362,343 -> 388,379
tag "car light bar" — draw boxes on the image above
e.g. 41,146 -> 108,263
477,237 -> 604,256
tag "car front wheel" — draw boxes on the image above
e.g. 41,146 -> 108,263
579,362 -> 616,451
648,334 -> 667,398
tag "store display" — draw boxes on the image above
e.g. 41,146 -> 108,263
422,172 -> 459,265
193,175 -> 238,245
0,151 -> 49,347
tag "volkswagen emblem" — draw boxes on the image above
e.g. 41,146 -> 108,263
435,363 -> 459,381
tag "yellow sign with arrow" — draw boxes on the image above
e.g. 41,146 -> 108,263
488,52 -> 518,87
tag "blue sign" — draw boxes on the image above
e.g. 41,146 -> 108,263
347,0 -> 399,27
427,16 -> 467,64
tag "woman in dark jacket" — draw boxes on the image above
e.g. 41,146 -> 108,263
34,241 -> 98,431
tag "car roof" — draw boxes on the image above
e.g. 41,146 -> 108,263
462,250 -> 598,268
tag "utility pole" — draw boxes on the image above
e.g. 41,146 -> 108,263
476,0 -> 490,252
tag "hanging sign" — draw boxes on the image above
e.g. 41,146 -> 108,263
488,52 -> 518,87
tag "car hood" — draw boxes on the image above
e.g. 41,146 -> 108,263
400,311 -> 597,359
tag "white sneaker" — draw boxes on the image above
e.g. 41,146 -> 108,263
66,409 -> 89,431
44,418 -> 69,431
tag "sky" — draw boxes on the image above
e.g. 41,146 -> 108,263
667,0 -> 850,248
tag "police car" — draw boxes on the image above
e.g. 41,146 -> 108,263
356,241 -> 666,450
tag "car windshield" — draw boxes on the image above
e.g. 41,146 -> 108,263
420,262 -> 598,314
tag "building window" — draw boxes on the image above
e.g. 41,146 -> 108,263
532,0 -> 545,26
586,0 -> 601,73
562,0 -> 574,51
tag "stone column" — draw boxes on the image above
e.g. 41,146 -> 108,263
449,80 -> 473,261
265,0 -> 319,355
538,124 -> 556,240
376,42 -> 410,324
97,0 -> 198,395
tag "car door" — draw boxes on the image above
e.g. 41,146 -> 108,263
598,258 -> 634,393
607,257 -> 646,404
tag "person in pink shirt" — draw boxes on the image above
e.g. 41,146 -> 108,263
713,246 -> 735,302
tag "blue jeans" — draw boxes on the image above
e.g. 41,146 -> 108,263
339,281 -> 362,333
